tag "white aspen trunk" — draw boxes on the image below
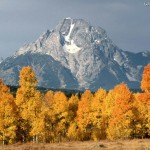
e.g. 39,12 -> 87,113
3,132 -> 5,145
33,136 -> 35,143
35,135 -> 38,143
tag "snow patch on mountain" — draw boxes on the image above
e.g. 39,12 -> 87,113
64,22 -> 74,42
126,73 -> 137,81
63,40 -> 81,53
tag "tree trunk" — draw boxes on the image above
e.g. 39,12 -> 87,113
3,132 -> 5,145
35,135 -> 38,143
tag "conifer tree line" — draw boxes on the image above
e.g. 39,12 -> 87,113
0,64 -> 150,144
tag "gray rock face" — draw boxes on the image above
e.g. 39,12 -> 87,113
0,18 -> 150,90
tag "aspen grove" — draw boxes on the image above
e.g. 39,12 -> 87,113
0,64 -> 150,144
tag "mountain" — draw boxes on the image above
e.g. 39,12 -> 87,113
0,18 -> 150,90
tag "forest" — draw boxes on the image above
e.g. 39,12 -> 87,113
0,64 -> 150,145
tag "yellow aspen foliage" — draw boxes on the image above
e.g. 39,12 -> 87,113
91,88 -> 107,127
67,95 -> 79,140
44,90 -> 54,107
90,88 -> 107,140
29,101 -> 47,142
141,64 -> 150,93
37,90 -> 55,142
0,79 -> 17,144
53,91 -> 68,116
103,89 -> 116,118
68,94 -> 79,121
19,66 -> 37,88
102,88 -> 116,137
49,91 -> 69,142
16,66 -> 38,116
133,93 -> 150,138
76,90 -> 93,140
16,66 -> 42,142
27,92 -> 43,142
106,83 -> 133,139
67,122 -> 80,141
42,90 -> 66,142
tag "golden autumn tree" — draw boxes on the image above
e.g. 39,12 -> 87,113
67,94 -> 79,140
42,90 -> 70,142
102,88 -> 117,136
41,90 -> 55,142
90,88 -> 107,140
132,93 -> 150,138
28,91 -> 43,142
48,91 -> 69,142
15,66 -> 42,142
0,79 -> 17,144
76,90 -> 93,140
141,64 -> 150,93
132,65 -> 150,138
106,83 -> 133,139
68,94 -> 79,122
44,90 -> 54,107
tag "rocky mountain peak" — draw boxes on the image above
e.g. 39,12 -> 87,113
0,18 -> 149,90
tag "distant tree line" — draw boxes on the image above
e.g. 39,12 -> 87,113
0,64 -> 150,144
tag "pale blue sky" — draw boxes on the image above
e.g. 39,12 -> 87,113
0,0 -> 150,58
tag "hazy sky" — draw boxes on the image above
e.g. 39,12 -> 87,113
0,0 -> 150,58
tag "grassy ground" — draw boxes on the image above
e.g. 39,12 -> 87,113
0,139 -> 150,150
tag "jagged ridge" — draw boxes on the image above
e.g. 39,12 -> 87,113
0,18 -> 150,90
